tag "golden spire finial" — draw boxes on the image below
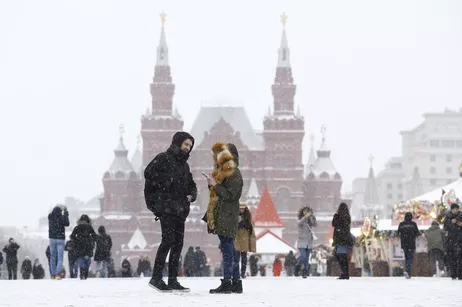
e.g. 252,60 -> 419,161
369,155 -> 375,167
280,12 -> 288,28
119,124 -> 125,139
160,11 -> 167,27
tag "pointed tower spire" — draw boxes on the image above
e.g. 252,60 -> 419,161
130,134 -> 143,174
313,125 -> 340,180
107,124 -> 134,177
306,134 -> 316,175
245,178 -> 260,207
277,12 -> 290,68
150,11 -> 175,116
157,11 -> 169,66
271,12 -> 296,116
364,155 -> 379,205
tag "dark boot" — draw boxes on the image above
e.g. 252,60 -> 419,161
302,269 -> 308,279
168,278 -> 190,292
337,254 -> 349,280
209,279 -> 233,294
232,279 -> 243,294
294,264 -> 301,277
148,278 -> 172,292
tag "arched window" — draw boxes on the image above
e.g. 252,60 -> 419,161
275,187 -> 291,212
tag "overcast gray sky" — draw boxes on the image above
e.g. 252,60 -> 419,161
1,0 -> 461,227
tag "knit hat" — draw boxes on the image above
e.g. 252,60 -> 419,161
239,202 -> 247,209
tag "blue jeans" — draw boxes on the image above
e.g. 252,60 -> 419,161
49,239 -> 65,276
404,249 -> 414,275
69,257 -> 78,278
297,248 -> 311,271
218,235 -> 235,280
77,256 -> 91,276
96,261 -> 108,277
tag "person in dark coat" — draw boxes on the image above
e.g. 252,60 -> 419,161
425,220 -> 445,276
444,203 -> 460,279
0,250 -> 3,278
183,246 -> 196,277
65,239 -> 78,278
94,225 -> 112,278
194,247 -> 207,276
32,259 -> 45,279
397,212 -> 421,279
3,238 -> 20,280
136,256 -> 152,277
48,205 -> 70,279
121,258 -> 132,277
249,254 -> 258,276
204,142 -> 244,294
332,203 -> 353,280
284,251 -> 297,276
70,214 -> 97,280
452,215 -> 462,279
20,256 -> 32,279
144,131 -> 197,292
45,245 -> 51,277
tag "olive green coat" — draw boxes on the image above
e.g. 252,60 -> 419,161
213,169 -> 243,238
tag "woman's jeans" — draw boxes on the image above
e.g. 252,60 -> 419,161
49,239 -> 65,276
218,235 -> 236,280
297,248 -> 311,272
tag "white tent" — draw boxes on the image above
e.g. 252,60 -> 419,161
412,178 -> 462,202
256,230 -> 297,255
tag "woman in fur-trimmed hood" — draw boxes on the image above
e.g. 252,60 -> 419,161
205,142 -> 243,237
204,142 -> 244,294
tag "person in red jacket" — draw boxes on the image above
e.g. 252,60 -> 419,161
273,257 -> 283,277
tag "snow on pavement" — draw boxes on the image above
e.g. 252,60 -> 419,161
0,277 -> 459,307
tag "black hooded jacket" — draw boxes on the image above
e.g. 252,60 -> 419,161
397,212 -> 421,250
144,131 -> 198,221
94,226 -> 113,262
70,216 -> 97,258
48,206 -> 70,240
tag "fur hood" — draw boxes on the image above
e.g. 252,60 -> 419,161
211,142 -> 237,183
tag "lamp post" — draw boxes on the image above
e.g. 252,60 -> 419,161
459,161 -> 462,178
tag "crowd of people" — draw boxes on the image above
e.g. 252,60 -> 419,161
1,130 -> 461,296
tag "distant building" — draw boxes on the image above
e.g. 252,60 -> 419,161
351,108 -> 462,219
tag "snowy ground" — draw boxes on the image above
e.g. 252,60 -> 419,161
1,276 -> 460,307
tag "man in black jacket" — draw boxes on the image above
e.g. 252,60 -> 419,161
444,203 -> 460,279
48,205 -> 70,279
397,212 -> 421,279
144,132 -> 197,292
2,238 -> 20,280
